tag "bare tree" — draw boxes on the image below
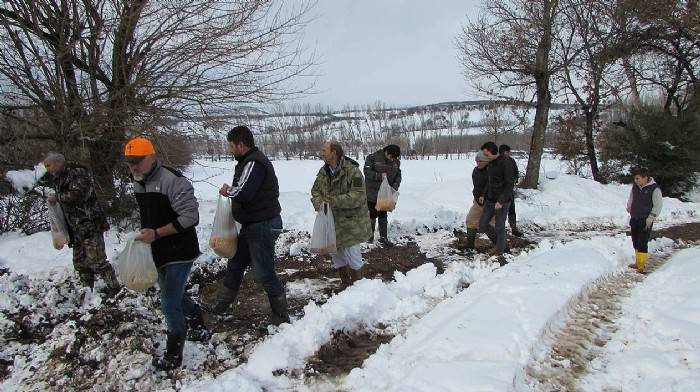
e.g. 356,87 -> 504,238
555,0 -> 629,183
0,0 -> 315,210
621,0 -> 699,114
457,0 -> 561,188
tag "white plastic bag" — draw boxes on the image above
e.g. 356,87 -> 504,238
209,196 -> 238,258
309,202 -> 337,255
47,202 -> 69,250
117,232 -> 158,291
375,177 -> 399,211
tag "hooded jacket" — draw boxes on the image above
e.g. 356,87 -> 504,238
311,156 -> 372,249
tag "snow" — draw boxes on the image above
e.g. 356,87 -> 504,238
186,156 -> 698,237
185,261 -> 474,391
342,236 -> 671,391
4,163 -> 47,193
1,156 -> 699,391
580,248 -> 700,392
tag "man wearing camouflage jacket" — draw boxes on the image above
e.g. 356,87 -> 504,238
41,152 -> 119,293
311,141 -> 372,287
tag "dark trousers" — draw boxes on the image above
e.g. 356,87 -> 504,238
158,261 -> 196,337
223,215 -> 284,296
507,199 -> 517,227
367,201 -> 388,220
479,200 -> 511,254
630,217 -> 652,253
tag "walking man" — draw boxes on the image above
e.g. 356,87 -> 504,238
498,144 -> 523,237
478,142 -> 515,266
210,126 -> 290,327
364,144 -> 402,246
312,141 -> 371,287
461,151 -> 490,250
41,152 -> 120,295
124,137 -> 207,371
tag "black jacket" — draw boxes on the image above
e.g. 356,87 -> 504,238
227,147 -> 282,224
363,150 -> 402,203
472,166 -> 488,203
483,155 -> 515,204
133,162 -> 200,268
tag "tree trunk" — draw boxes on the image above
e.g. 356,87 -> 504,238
584,110 -> 604,183
521,0 -> 557,189
522,81 -> 551,189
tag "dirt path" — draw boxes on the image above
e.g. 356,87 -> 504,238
524,222 -> 700,391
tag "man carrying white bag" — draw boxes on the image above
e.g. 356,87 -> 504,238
123,137 -> 208,372
311,141 -> 371,288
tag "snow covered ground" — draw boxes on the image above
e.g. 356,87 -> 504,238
581,248 -> 700,392
1,156 -> 699,391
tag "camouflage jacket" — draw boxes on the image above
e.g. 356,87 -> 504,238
311,157 -> 371,249
39,164 -> 108,244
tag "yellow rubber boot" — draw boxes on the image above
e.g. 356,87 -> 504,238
637,252 -> 648,273
628,251 -> 639,270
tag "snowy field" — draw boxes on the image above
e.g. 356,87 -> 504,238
1,155 -> 699,391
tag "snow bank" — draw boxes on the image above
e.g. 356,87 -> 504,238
580,247 -> 700,392
185,261 -> 474,391
342,235 -> 652,391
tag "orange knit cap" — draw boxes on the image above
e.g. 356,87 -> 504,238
124,137 -> 156,157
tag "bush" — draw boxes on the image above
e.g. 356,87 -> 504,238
551,112 -> 588,176
0,190 -> 48,235
601,106 -> 700,197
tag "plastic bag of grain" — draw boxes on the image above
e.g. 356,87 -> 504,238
117,232 -> 158,291
47,201 -> 70,250
375,177 -> 399,211
209,196 -> 238,258
309,202 -> 337,255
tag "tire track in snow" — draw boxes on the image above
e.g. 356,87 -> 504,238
524,251 -> 673,391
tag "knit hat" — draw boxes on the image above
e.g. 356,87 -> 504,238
124,137 -> 156,163
475,151 -> 489,162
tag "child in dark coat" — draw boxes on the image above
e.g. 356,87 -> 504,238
626,167 -> 663,273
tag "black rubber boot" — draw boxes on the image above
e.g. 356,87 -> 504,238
268,292 -> 291,326
378,217 -> 394,247
509,214 -> 523,237
99,267 -> 121,297
208,285 -> 238,315
186,306 -> 211,342
465,228 -> 477,249
78,271 -> 95,289
495,255 -> 508,267
153,334 -> 185,371
369,218 -> 376,243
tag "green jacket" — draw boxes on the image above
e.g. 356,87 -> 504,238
311,157 -> 371,249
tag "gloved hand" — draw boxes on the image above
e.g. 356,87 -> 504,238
645,214 -> 656,229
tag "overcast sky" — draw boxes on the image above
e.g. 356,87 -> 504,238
295,0 -> 482,109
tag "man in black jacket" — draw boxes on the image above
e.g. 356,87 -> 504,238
124,137 -> 207,371
478,142 -> 515,266
210,126 -> 289,326
498,144 -> 523,237
364,145 -> 402,246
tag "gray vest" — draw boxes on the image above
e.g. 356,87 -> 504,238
631,183 -> 658,219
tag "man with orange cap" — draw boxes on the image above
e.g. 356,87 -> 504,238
123,136 -> 207,371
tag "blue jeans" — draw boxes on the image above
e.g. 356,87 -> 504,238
479,200 -> 511,255
158,261 -> 196,337
223,215 -> 284,296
